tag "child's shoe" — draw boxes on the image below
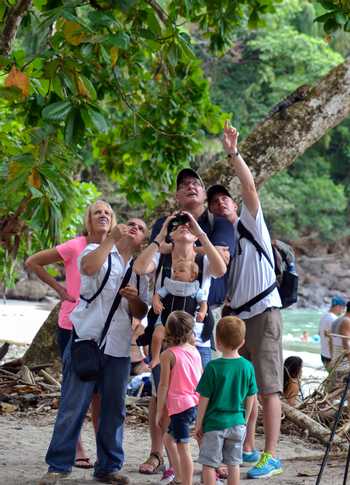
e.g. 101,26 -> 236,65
242,449 -> 260,464
247,452 -> 283,479
160,467 -> 175,484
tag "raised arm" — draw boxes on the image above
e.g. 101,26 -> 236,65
25,249 -> 75,302
184,212 -> 226,278
80,225 -> 126,276
223,120 -> 260,218
134,215 -> 173,275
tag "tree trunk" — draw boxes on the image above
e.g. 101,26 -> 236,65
0,0 -> 32,56
23,303 -> 61,366
202,57 -> 350,198
281,401 -> 344,446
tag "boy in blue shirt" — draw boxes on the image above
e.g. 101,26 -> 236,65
195,316 -> 258,485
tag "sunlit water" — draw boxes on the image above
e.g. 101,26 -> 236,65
0,301 -> 326,393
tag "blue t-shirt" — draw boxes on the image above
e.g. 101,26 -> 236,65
151,210 -> 235,306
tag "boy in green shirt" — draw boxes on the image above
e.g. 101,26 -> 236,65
195,316 -> 257,485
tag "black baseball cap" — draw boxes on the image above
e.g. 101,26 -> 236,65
207,184 -> 232,206
176,168 -> 204,189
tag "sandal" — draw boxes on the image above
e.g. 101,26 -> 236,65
138,452 -> 164,474
74,457 -> 94,469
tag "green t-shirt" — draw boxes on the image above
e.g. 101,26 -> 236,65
196,357 -> 257,432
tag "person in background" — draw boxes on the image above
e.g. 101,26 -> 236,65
195,316 -> 257,485
283,356 -> 303,407
319,296 -> 346,370
156,311 -> 202,485
26,200 -> 116,469
329,301 -> 350,381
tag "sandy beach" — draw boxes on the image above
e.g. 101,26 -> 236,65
0,300 -> 345,484
0,410 -> 347,485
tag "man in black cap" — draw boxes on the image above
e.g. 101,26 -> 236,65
207,184 -> 238,224
207,121 -> 283,480
138,167 -> 235,478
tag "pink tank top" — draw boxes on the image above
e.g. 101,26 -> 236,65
167,345 -> 202,416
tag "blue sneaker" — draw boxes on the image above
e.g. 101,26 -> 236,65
242,449 -> 260,464
247,452 -> 283,479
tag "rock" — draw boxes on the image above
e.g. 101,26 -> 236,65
1,279 -> 50,301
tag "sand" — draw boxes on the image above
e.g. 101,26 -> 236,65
0,410 -> 347,485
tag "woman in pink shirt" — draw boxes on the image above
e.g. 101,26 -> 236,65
156,310 -> 202,485
26,200 -> 116,469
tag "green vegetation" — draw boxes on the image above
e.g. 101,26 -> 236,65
0,0 -> 350,289
205,0 -> 350,241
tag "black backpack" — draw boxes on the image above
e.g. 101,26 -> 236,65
235,221 -> 298,312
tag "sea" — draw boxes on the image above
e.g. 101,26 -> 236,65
0,301 -> 326,395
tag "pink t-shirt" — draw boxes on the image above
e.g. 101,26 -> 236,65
167,345 -> 202,416
56,236 -> 87,330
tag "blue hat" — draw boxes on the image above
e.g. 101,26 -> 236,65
331,296 -> 346,307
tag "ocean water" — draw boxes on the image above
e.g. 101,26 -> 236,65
282,307 -> 326,394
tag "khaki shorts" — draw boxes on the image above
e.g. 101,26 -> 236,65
240,308 -> 283,395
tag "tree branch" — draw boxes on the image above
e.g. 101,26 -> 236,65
0,0 -> 32,57
146,0 -> 167,24
202,57 -> 350,197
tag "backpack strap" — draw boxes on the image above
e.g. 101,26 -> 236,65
80,253 -> 112,307
230,282 -> 277,315
99,259 -> 135,347
237,221 -> 274,268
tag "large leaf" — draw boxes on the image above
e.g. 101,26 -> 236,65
42,101 -> 72,121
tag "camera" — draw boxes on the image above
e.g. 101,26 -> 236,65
167,213 -> 190,235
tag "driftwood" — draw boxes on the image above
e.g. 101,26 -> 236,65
282,401 -> 344,446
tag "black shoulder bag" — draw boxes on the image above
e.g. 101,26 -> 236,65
71,260 -> 135,381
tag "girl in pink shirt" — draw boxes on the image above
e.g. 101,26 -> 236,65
156,310 -> 202,485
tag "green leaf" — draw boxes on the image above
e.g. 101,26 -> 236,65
79,75 -> 97,100
167,42 -> 181,66
88,109 -> 109,132
42,101 -> 72,121
106,32 -> 130,50
64,109 -> 76,144
323,17 -> 340,33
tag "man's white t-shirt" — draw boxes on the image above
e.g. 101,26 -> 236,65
319,311 -> 337,359
227,203 -> 281,320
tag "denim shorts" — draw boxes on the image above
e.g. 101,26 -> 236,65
198,424 -> 246,467
168,406 -> 197,443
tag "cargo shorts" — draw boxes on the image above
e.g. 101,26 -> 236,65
240,308 -> 283,395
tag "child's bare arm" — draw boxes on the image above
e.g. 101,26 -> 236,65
195,395 -> 209,443
245,394 -> 256,423
156,350 -> 174,426
196,301 -> 208,322
152,293 -> 164,314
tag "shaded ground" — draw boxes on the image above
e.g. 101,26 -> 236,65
0,411 -> 347,484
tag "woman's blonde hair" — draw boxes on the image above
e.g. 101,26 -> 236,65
164,310 -> 194,347
83,200 -> 117,236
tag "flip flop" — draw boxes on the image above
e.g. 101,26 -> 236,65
74,457 -> 94,469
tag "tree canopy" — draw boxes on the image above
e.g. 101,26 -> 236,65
1,0 -> 350,288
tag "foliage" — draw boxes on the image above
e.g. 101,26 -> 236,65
204,0 -> 349,241
260,171 -> 348,241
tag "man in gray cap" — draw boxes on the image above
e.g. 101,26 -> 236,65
207,121 -> 283,480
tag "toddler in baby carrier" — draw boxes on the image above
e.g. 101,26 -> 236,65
137,254 -> 214,367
